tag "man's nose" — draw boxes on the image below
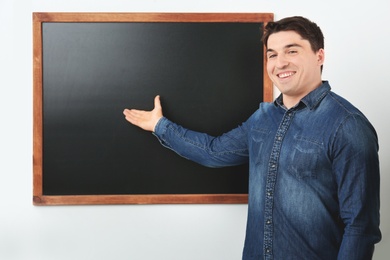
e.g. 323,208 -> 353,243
276,55 -> 289,69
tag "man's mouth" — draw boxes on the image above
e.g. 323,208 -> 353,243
277,71 -> 295,79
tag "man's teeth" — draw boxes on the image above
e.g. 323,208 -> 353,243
278,72 -> 294,78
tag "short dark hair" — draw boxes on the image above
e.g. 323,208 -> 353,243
262,16 -> 324,53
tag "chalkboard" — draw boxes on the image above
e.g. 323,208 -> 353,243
33,13 -> 274,205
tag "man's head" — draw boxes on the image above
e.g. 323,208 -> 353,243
262,17 -> 325,108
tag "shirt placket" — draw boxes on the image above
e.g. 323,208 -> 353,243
263,109 -> 294,260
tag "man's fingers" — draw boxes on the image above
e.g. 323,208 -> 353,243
124,109 -> 142,118
123,109 -> 141,124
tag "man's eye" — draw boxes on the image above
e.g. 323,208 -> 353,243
288,50 -> 297,54
268,54 -> 276,59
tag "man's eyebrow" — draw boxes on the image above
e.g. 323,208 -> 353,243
266,43 -> 303,53
285,43 -> 303,49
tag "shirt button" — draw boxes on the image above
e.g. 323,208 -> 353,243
266,220 -> 271,224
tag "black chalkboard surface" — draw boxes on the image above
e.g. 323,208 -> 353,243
33,13 -> 274,205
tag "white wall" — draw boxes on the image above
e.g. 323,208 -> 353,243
1,0 -> 389,259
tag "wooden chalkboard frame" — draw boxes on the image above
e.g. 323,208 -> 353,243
33,12 -> 274,205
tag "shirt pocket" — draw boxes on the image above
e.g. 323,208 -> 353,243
250,127 -> 270,165
287,136 -> 323,179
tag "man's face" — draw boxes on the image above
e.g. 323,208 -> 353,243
266,31 -> 324,107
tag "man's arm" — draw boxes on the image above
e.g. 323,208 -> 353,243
123,95 -> 250,168
334,115 -> 381,259
123,95 -> 163,132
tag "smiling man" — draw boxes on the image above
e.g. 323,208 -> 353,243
265,31 -> 325,109
123,16 -> 381,260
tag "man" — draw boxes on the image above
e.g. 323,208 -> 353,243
123,16 -> 381,259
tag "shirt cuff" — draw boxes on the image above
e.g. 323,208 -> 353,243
153,116 -> 168,136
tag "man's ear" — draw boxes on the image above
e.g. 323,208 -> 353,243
317,48 -> 325,65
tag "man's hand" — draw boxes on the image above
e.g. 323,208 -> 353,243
123,95 -> 163,132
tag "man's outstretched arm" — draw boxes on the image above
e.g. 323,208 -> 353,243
123,95 -> 249,167
123,95 -> 163,132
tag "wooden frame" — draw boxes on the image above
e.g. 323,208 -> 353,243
33,12 -> 274,205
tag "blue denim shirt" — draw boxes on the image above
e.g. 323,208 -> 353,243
153,81 -> 381,259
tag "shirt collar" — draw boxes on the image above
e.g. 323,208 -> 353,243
274,81 -> 331,110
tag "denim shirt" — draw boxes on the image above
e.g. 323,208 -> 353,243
153,81 -> 381,260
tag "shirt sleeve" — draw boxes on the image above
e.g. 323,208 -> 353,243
152,117 -> 250,168
333,114 -> 381,259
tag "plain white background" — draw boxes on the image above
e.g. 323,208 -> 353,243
1,0 -> 389,259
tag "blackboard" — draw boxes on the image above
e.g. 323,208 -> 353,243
33,13 -> 274,205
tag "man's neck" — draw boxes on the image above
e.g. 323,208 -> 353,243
282,81 -> 323,109
282,96 -> 303,109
